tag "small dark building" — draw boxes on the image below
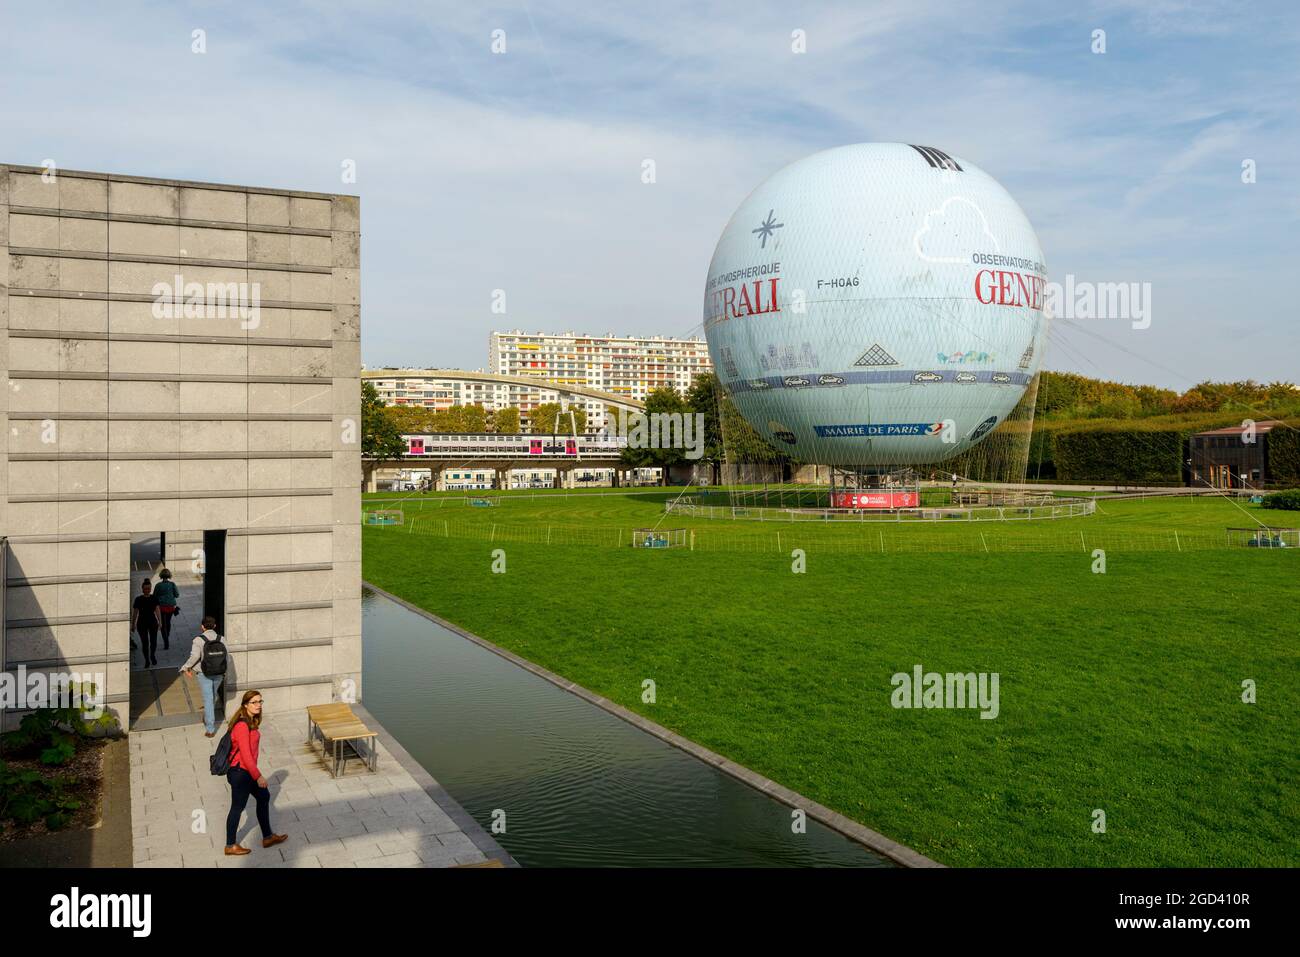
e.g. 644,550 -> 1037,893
1187,420 -> 1284,488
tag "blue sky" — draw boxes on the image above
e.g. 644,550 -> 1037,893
3,0 -> 1297,390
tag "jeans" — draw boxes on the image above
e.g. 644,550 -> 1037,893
226,768 -> 272,847
196,673 -> 221,734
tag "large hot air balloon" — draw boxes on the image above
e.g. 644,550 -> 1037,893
703,143 -> 1048,471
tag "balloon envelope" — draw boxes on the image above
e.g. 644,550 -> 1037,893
703,143 -> 1048,467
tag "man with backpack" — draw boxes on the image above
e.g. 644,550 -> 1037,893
180,616 -> 228,737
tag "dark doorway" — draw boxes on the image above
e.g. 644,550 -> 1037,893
203,530 -> 227,636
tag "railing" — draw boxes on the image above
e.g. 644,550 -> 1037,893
664,497 -> 1098,523
372,511 -> 1281,555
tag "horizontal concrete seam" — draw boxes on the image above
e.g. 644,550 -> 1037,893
227,637 -> 333,652
9,288 -> 335,310
8,488 -> 334,503
7,245 -> 333,274
229,563 -> 334,575
2,532 -> 134,544
5,573 -> 131,586
7,412 -> 333,421
228,525 -> 336,536
224,674 -> 335,692
227,601 -> 333,614
0,698 -> 128,725
3,654 -> 130,671
7,612 -> 129,628
9,371 -> 333,384
362,579 -> 944,869
7,328 -> 333,347
5,165 -> 357,201
9,452 -> 333,461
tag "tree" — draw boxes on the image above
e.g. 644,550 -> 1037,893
685,372 -> 725,484
532,403 -> 586,434
620,387 -> 690,485
383,405 -> 438,434
492,407 -> 521,434
362,382 -> 406,459
442,403 -> 488,433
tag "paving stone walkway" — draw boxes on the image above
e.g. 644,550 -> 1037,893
130,707 -> 510,868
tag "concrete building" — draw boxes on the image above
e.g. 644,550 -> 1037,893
1,164 -> 362,729
488,330 -> 712,403
363,367 -> 642,433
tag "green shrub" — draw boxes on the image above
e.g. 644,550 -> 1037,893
1261,489 -> 1300,511
1052,427 -> 1188,483
1268,429 -> 1300,485
0,762 -> 83,831
2,681 -> 116,767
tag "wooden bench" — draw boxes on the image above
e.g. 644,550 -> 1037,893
306,703 -> 379,777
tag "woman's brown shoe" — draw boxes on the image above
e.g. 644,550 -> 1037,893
262,834 -> 288,848
224,845 -> 251,856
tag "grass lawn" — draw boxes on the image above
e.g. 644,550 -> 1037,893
365,487 -> 1284,552
361,492 -> 1298,866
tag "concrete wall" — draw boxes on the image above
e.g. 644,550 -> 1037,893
1,165 -> 361,725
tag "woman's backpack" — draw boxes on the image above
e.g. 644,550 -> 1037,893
209,725 -> 234,775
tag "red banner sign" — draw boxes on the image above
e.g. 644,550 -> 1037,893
832,491 -> 919,509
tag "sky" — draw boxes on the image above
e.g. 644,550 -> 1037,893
2,0 -> 1297,391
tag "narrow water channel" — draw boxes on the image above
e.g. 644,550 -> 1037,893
361,587 -> 891,867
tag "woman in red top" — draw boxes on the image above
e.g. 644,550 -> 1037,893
223,689 -> 287,856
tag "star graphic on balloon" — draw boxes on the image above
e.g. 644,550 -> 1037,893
752,209 -> 784,248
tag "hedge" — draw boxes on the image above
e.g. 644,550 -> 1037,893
1261,489 -> 1300,511
1051,427 -> 1188,483
1268,428 -> 1300,485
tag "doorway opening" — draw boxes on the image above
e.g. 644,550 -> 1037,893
128,530 -> 226,731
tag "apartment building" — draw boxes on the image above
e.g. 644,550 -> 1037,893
488,330 -> 712,403
362,368 -> 642,433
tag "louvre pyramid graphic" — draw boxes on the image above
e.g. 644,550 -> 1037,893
854,343 -> 898,366
1018,344 -> 1034,369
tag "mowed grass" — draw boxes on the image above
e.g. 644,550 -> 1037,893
366,488 -> 1281,553
362,498 -> 1298,867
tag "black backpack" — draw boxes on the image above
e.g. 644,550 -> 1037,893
200,634 -> 228,676
210,724 -> 234,775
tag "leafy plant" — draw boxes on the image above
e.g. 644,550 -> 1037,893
1261,489 -> 1300,511
2,681 -> 115,766
0,762 -> 83,831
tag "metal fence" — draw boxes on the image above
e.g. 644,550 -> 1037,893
664,497 -> 1097,523
381,513 -> 1269,555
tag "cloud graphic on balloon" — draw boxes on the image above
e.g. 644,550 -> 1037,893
912,196 -> 1001,264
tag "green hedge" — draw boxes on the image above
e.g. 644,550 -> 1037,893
1051,428 -> 1188,483
1261,489 -> 1300,511
1268,428 -> 1300,485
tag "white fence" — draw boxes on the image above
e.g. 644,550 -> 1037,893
664,497 -> 1097,523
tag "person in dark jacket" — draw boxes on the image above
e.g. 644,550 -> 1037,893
131,579 -> 161,667
153,567 -> 180,650
223,689 -> 287,856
